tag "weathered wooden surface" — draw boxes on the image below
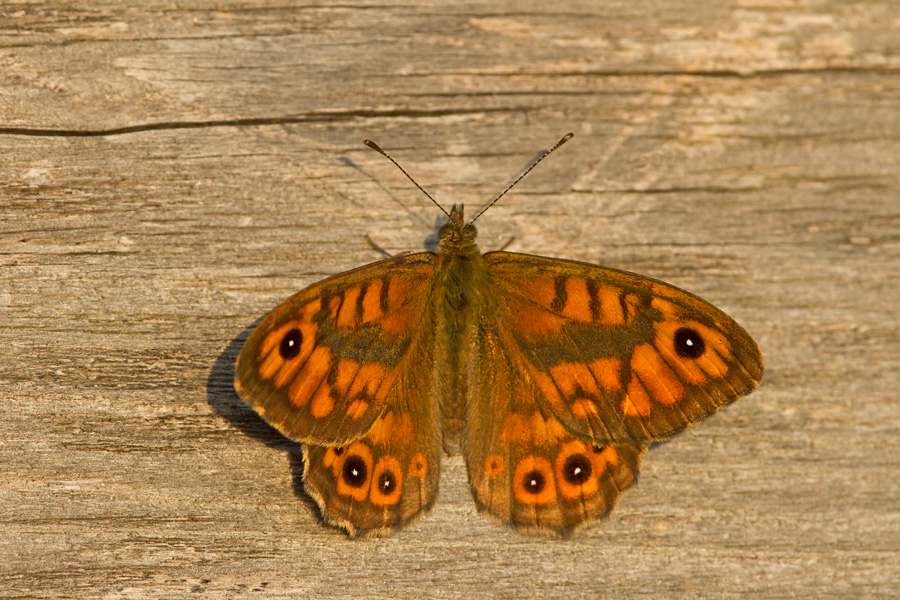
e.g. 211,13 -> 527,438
2,1 -> 898,598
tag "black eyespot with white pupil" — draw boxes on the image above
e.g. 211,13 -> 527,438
342,456 -> 367,488
378,470 -> 397,494
563,454 -> 592,485
523,470 -> 546,495
673,327 -> 705,359
279,328 -> 303,359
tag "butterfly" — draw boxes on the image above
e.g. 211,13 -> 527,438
234,134 -> 764,537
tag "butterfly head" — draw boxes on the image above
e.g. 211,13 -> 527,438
438,204 -> 478,252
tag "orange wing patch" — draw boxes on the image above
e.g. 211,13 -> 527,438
589,357 -> 622,391
288,346 -> 332,406
484,455 -> 505,478
622,378 -> 652,417
561,277 -> 592,322
333,359 -> 361,395
530,370 -> 564,409
517,275 -> 557,308
409,453 -> 429,478
596,286 -> 625,325
501,412 -> 569,445
310,380 -> 336,417
513,274 -> 636,326
589,445 -> 622,480
570,399 -> 599,419
513,303 -> 566,335
340,362 -> 400,419
361,279 -> 384,323
346,399 -> 369,419
347,363 -> 385,398
336,285 -> 362,328
631,343 -> 685,406
366,411 -> 414,446
382,277 -> 419,334
549,361 -> 601,397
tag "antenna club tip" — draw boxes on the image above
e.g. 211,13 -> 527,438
363,139 -> 383,152
554,133 -> 574,148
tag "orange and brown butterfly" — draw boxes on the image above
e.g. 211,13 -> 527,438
234,134 -> 763,537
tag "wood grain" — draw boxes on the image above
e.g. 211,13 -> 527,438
2,1 -> 898,598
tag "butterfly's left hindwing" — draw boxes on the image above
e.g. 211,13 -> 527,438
303,326 -> 442,537
234,253 -> 435,446
482,251 -> 764,444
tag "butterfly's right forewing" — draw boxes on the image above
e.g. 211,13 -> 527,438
483,251 -> 764,444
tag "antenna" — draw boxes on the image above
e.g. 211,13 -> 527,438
362,139 -> 451,219
469,132 -> 574,224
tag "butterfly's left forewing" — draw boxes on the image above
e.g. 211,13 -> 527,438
235,253 -> 435,446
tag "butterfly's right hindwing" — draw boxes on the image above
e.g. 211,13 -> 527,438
463,322 -> 642,534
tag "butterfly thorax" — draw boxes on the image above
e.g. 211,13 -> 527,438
433,205 -> 488,449
435,205 -> 482,308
